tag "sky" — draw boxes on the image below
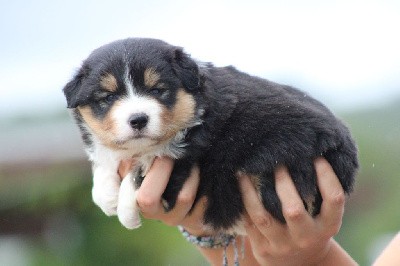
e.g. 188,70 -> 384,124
1,0 -> 400,118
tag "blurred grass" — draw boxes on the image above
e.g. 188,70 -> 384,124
0,99 -> 399,265
336,101 -> 400,265
1,161 -> 206,266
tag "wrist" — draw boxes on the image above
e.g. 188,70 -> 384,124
178,226 -> 243,266
312,239 -> 357,266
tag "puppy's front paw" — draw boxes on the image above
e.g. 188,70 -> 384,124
92,172 -> 120,216
117,173 -> 141,229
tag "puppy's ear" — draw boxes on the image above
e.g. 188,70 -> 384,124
63,66 -> 89,108
172,48 -> 201,90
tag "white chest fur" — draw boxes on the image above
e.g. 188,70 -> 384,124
88,130 -> 187,229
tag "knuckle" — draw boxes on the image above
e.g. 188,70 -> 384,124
327,191 -> 346,207
334,191 -> 346,205
136,194 -> 158,210
283,205 -> 305,221
177,192 -> 195,205
253,213 -> 272,228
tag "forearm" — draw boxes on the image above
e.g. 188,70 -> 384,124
197,237 -> 357,266
315,239 -> 358,266
373,232 -> 400,266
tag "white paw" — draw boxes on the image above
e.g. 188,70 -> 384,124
118,207 -> 141,230
92,173 -> 120,216
117,173 -> 141,229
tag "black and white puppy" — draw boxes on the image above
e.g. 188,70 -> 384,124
63,38 -> 358,233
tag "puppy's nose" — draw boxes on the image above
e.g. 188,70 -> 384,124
128,113 -> 149,130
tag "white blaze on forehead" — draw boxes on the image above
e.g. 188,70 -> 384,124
124,65 -> 136,97
115,63 -> 162,143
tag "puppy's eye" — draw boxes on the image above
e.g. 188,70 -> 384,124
149,88 -> 162,95
105,94 -> 118,103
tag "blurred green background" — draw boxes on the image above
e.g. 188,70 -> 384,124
1,1 -> 400,265
1,99 -> 399,266
0,111 -> 207,266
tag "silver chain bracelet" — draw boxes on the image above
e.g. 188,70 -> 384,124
177,226 -> 241,266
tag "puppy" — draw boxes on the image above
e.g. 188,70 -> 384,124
63,38 -> 358,233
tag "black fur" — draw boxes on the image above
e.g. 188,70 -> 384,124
64,38 -> 358,231
166,65 -> 358,228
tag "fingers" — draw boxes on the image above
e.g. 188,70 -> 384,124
315,158 -> 345,235
136,157 -> 174,216
275,167 -> 316,245
275,159 -> 345,242
238,173 -> 281,240
137,160 -> 201,229
160,166 -> 200,226
239,172 -> 300,256
118,159 -> 136,178
274,166 -> 314,236
179,197 -> 210,235
239,159 -> 346,265
243,212 -> 270,245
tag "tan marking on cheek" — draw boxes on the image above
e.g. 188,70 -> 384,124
78,105 -> 120,149
172,90 -> 196,126
100,73 -> 118,92
160,89 -> 196,140
144,68 -> 160,88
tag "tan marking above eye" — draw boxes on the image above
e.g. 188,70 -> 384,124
144,68 -> 160,88
100,73 -> 118,92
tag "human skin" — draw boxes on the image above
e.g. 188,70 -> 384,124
118,157 -> 357,266
372,232 -> 400,266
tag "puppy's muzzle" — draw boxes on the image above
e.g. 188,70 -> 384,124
128,113 -> 149,130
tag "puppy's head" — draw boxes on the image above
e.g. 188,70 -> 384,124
63,38 -> 202,150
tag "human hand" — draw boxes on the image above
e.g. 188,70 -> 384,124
118,157 -> 209,235
118,158 -> 356,265
238,158 -> 356,266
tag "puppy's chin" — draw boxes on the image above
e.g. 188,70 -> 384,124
114,134 -> 147,146
112,127 -> 161,145
110,134 -> 165,153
